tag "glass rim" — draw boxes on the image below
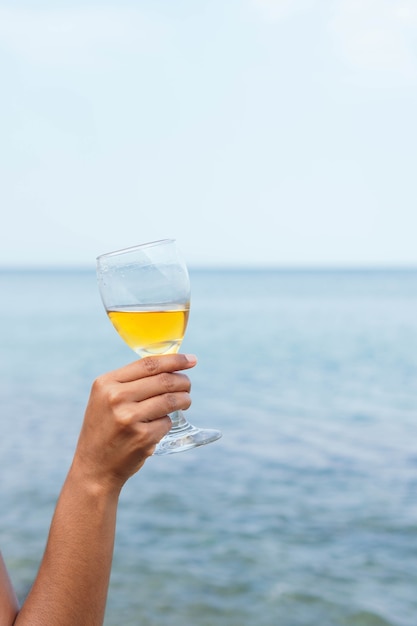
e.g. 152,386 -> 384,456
96,238 -> 176,261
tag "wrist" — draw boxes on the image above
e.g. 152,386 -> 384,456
66,459 -> 124,503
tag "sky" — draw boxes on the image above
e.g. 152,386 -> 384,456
0,0 -> 416,268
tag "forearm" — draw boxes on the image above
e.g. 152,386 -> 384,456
0,552 -> 19,625
15,467 -> 120,626
2,354 -> 195,626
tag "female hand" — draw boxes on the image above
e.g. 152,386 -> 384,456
70,353 -> 197,494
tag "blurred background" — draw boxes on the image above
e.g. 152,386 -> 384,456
1,2 -> 417,625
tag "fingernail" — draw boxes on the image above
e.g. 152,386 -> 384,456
184,354 -> 197,364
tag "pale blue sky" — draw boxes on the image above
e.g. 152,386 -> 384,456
1,0 -> 416,267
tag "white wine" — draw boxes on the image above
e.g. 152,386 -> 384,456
108,305 -> 190,357
97,239 -> 221,453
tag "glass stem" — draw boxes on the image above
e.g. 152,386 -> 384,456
169,409 -> 193,433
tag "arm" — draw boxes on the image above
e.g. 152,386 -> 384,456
0,552 -> 18,625
3,353 -> 196,626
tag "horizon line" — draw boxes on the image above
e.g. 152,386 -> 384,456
0,263 -> 417,273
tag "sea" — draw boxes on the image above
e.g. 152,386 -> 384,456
1,267 -> 417,626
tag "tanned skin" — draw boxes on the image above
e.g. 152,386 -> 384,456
0,353 -> 197,626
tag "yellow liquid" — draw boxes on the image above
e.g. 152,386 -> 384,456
108,305 -> 190,357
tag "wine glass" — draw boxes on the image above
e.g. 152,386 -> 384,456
96,239 -> 222,455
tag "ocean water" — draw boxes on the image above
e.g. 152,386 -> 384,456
1,268 -> 417,626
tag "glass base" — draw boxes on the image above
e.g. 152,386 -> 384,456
153,423 -> 222,456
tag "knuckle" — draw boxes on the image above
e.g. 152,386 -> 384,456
114,405 -> 136,428
106,385 -> 126,408
159,372 -> 176,392
132,423 -> 158,450
163,391 -> 191,413
160,414 -> 173,434
91,374 -> 107,395
92,375 -> 127,409
164,393 -> 178,413
142,356 -> 159,375
182,393 -> 192,410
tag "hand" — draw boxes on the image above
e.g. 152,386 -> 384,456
70,354 -> 197,494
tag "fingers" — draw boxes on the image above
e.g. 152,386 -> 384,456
112,353 -> 197,383
120,370 -> 192,404
89,353 -> 195,427
95,371 -> 192,419
130,388 -> 192,423
77,354 -> 198,487
144,415 -> 172,448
